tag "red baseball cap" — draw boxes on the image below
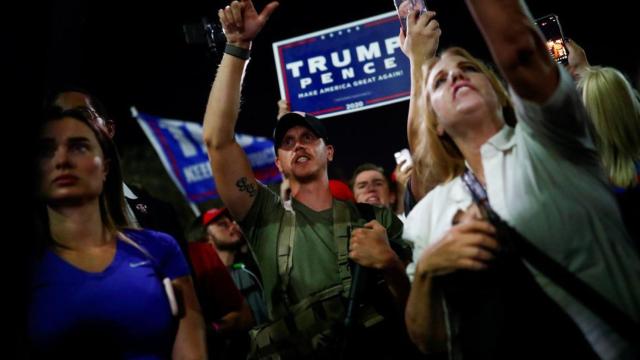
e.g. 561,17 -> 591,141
202,208 -> 229,226
329,179 -> 355,202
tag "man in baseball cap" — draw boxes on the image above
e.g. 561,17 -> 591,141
201,208 -> 243,265
272,112 -> 329,152
201,1 -> 411,356
200,208 -> 268,326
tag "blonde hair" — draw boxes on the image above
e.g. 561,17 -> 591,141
413,47 -> 516,185
578,66 -> 640,188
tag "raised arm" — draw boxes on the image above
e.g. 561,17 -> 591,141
400,10 -> 441,204
202,0 -> 279,222
465,0 -> 558,103
400,10 -> 440,153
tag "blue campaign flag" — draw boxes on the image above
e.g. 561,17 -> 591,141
273,11 -> 410,118
133,108 -> 282,212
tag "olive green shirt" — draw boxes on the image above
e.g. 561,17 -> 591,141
239,183 -> 407,319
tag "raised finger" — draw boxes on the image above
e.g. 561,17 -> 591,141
219,8 -> 232,29
230,1 -> 244,29
223,6 -> 236,29
259,1 -> 279,23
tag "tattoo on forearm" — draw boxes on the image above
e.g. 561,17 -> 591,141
236,177 -> 257,197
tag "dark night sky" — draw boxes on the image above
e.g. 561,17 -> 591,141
6,2 -> 633,353
2,1 -> 636,353
42,0 -> 639,215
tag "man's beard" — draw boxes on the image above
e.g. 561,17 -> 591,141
292,165 -> 324,184
213,239 -> 243,252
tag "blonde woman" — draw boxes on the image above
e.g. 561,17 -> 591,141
578,66 -> 640,189
403,0 -> 640,358
578,65 -> 640,246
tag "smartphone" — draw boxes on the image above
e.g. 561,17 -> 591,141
394,0 -> 428,35
394,148 -> 413,172
535,14 -> 569,65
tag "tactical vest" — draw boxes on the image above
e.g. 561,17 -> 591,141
248,200 -> 385,359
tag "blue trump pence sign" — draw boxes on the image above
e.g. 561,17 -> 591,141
273,11 -> 410,118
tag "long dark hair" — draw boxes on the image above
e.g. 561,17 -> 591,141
35,107 -> 130,252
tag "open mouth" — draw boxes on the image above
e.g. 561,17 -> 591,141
453,82 -> 476,99
365,195 -> 381,204
454,85 -> 470,96
293,154 -> 311,165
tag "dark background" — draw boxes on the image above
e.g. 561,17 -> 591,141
40,0 -> 640,226
5,1 -> 638,355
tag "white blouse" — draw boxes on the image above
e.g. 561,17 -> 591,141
404,67 -> 640,359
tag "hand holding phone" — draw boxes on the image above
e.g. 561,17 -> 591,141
535,14 -> 569,64
394,0 -> 428,35
394,148 -> 413,173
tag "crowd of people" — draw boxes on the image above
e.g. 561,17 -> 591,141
29,0 -> 639,359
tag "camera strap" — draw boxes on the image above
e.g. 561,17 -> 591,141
460,168 -> 639,345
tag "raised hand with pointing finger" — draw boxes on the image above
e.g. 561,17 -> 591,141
218,0 -> 279,48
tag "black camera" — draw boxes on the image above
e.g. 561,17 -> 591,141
183,18 -> 227,56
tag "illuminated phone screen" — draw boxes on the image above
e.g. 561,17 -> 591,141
535,14 -> 569,64
394,0 -> 428,34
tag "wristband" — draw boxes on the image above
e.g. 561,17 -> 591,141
224,43 -> 250,60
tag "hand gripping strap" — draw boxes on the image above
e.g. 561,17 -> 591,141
276,200 -> 373,306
